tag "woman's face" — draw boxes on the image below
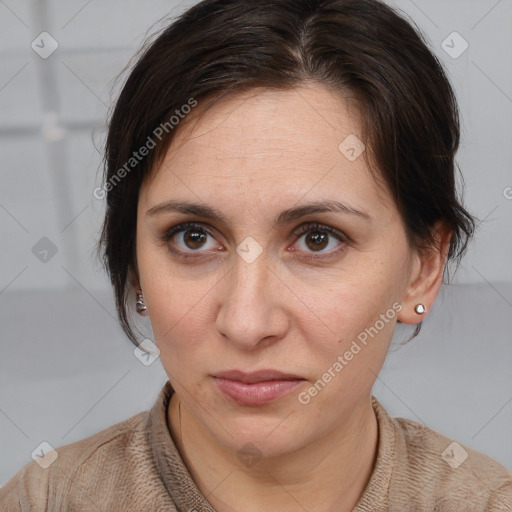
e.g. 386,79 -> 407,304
136,85 -> 421,458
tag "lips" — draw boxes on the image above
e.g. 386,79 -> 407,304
212,370 -> 306,406
214,369 -> 304,383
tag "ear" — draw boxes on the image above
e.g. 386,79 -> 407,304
397,222 -> 452,325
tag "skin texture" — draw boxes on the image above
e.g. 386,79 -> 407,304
134,84 -> 451,511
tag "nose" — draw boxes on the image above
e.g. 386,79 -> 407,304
215,255 -> 290,350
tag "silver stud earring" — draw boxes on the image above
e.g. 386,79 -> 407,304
414,304 -> 426,314
136,291 -> 147,313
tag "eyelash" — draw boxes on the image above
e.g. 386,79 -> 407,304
159,221 -> 349,260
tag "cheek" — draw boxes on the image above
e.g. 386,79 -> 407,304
293,258 -> 403,377
302,291 -> 397,375
296,293 -> 398,415
297,261 -> 401,337
136,245 -> 216,352
146,282 -> 214,351
147,295 -> 213,392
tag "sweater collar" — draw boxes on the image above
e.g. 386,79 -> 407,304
147,380 -> 215,512
353,395 -> 396,511
147,380 -> 396,511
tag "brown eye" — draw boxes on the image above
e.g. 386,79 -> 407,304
183,229 -> 207,249
163,223 -> 221,254
293,223 -> 347,256
305,231 -> 329,251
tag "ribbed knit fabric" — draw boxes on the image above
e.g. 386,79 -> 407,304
1,380 -> 511,511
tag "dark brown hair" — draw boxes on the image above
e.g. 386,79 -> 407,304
97,0 -> 475,346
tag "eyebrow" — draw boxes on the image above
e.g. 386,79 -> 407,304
146,199 -> 371,225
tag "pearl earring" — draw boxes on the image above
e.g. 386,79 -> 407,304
414,304 -> 426,314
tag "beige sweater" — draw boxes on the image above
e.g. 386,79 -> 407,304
1,381 -> 511,511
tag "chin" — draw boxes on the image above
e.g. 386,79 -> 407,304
206,404 -> 311,458
228,428 -> 305,461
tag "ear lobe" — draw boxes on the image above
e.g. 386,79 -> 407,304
397,223 -> 452,325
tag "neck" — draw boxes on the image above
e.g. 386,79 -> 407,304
168,394 -> 378,512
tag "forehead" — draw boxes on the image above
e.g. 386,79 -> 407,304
140,85 -> 394,218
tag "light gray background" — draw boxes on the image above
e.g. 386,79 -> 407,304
1,0 -> 511,486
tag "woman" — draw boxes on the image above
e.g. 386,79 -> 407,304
1,0 -> 511,510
